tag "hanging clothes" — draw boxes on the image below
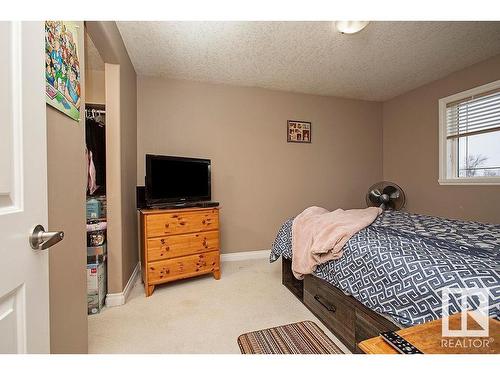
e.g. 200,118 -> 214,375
85,112 -> 106,195
86,147 -> 99,195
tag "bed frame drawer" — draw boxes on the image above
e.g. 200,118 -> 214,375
355,308 -> 399,349
304,275 -> 356,351
282,259 -> 401,353
281,258 -> 303,301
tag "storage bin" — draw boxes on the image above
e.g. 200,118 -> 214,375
87,260 -> 107,315
87,229 -> 106,247
87,245 -> 106,264
86,198 -> 102,220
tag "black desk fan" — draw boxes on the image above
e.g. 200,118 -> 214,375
366,181 -> 406,211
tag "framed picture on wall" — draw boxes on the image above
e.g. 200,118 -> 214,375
45,21 -> 82,121
287,120 -> 311,143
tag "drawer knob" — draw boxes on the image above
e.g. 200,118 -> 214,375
314,294 -> 336,313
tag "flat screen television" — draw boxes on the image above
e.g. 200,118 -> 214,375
145,154 -> 211,205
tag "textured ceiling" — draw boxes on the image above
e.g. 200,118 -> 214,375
117,21 -> 500,101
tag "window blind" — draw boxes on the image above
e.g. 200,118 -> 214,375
446,88 -> 500,139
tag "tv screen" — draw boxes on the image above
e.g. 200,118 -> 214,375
145,155 -> 211,204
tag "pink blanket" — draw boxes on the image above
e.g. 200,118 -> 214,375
291,206 -> 382,279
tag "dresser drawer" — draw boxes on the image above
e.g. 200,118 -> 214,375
304,275 -> 356,351
147,230 -> 219,261
146,209 -> 219,237
148,250 -> 220,284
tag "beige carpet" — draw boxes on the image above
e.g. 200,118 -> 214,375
88,257 -> 349,354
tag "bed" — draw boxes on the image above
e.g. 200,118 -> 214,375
270,210 -> 500,352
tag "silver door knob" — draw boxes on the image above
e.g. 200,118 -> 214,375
29,225 -> 64,250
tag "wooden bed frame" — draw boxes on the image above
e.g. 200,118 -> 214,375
282,258 -> 399,353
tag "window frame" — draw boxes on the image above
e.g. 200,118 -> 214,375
438,79 -> 500,186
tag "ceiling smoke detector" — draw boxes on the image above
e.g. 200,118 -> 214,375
335,21 -> 370,34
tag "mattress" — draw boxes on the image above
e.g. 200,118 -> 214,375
270,210 -> 500,327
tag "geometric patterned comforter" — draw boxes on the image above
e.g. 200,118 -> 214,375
270,210 -> 500,327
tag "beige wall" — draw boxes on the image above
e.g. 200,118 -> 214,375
383,54 -> 500,224
104,63 -> 123,293
47,21 -> 87,354
137,78 -> 383,253
84,31 -> 105,104
85,69 -> 105,104
86,21 -> 138,292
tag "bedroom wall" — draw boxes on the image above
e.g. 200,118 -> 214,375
137,77 -> 383,253
47,21 -> 87,354
84,31 -> 105,104
383,53 -> 500,224
85,69 -> 105,104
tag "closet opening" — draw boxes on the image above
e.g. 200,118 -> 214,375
84,29 -> 108,316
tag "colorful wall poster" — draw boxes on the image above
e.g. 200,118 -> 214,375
45,21 -> 81,121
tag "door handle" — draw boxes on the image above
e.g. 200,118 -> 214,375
29,225 -> 64,250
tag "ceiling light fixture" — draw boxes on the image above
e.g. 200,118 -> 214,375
335,21 -> 370,34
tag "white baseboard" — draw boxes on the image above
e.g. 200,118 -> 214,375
106,262 -> 141,307
221,249 -> 270,262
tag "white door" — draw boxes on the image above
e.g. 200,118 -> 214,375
0,21 -> 52,353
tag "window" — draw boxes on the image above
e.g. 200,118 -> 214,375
439,80 -> 500,185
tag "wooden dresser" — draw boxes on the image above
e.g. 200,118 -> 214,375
139,207 -> 221,297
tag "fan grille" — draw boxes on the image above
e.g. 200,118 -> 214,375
366,181 -> 405,210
